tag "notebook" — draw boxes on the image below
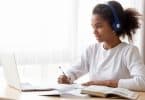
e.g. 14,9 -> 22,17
81,85 -> 139,99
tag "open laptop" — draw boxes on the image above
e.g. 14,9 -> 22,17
1,53 -> 56,92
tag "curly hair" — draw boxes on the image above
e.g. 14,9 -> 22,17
92,1 -> 141,40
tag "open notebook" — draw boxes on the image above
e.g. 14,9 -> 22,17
81,85 -> 139,100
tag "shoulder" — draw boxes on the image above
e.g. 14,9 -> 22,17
121,42 -> 141,63
114,42 -> 138,53
119,42 -> 139,53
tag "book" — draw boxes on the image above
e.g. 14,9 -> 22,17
81,85 -> 139,99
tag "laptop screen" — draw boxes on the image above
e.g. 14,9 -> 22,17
1,53 -> 21,90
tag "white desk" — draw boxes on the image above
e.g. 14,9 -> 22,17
0,66 -> 145,100
0,77 -> 145,100
0,84 -> 145,100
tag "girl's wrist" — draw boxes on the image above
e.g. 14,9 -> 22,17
106,80 -> 118,87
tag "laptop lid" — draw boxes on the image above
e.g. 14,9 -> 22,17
1,53 -> 21,90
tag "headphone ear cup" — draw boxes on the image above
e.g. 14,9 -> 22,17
112,22 -> 121,32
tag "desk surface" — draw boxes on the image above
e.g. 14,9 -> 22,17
0,82 -> 144,100
0,67 -> 145,100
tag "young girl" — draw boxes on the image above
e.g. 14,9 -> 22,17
58,1 -> 145,91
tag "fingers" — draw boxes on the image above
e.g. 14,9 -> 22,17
82,81 -> 96,86
82,80 -> 112,87
81,83 -> 89,86
82,81 -> 92,86
57,75 -> 71,84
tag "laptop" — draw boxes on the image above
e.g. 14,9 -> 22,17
1,53 -> 56,92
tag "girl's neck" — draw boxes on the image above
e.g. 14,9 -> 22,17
103,37 -> 121,50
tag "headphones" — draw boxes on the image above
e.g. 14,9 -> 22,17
106,4 -> 121,32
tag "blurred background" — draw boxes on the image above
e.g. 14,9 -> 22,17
0,0 -> 144,85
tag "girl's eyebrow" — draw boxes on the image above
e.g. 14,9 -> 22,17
94,22 -> 102,26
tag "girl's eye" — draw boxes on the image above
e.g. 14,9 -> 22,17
91,23 -> 103,29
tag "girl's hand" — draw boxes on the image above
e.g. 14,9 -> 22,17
82,80 -> 118,88
57,75 -> 71,84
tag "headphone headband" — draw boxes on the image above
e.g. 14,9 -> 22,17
106,4 -> 121,32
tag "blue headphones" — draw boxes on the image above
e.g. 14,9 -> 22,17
106,4 -> 121,32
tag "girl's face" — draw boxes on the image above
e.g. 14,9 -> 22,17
91,14 -> 115,42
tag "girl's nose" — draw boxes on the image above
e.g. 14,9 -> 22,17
94,29 -> 98,35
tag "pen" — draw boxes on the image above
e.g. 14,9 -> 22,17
59,66 -> 66,76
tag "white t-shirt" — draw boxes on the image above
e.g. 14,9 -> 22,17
66,42 -> 145,91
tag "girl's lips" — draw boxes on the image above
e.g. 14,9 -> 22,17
95,35 -> 100,39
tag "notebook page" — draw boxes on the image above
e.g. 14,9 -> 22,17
111,88 -> 139,99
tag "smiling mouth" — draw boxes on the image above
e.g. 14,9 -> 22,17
95,35 -> 100,38
95,36 -> 101,40
95,37 -> 99,40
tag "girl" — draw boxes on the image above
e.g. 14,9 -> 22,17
58,1 -> 145,91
